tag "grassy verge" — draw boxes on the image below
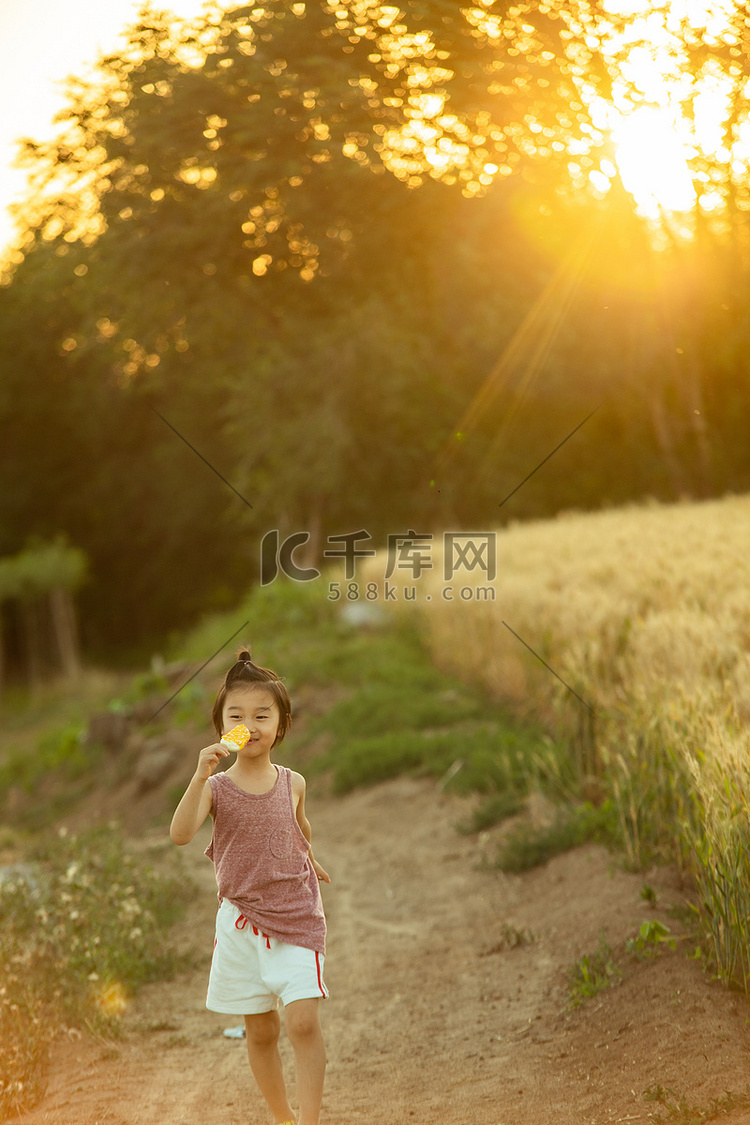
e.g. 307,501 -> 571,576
169,581 -> 628,870
301,629 -> 571,801
0,825 -> 190,1119
1,578 -> 597,848
159,579 -> 580,825
495,800 -> 619,873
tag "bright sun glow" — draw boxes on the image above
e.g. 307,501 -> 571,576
2,0 -> 748,254
591,0 -> 746,229
612,106 -> 696,216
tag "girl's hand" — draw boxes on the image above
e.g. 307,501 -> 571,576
195,742 -> 231,781
312,857 -> 331,884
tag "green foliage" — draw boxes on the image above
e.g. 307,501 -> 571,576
172,679 -> 209,726
302,625 -> 562,799
127,669 -> 170,702
640,882 -> 658,904
495,800 -> 620,873
17,2 -> 604,272
457,791 -> 525,835
0,825 -> 190,1119
691,816 -> 750,994
0,721 -> 100,801
0,539 -> 87,599
626,920 -> 677,960
5,1 -> 749,665
35,724 -> 92,778
566,934 -> 621,1008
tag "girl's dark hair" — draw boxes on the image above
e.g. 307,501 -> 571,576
212,647 -> 292,746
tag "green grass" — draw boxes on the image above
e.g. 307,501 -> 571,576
0,670 -> 126,809
302,647 -> 570,803
496,800 -> 621,873
457,791 -> 525,834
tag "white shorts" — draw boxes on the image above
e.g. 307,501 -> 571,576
206,899 -> 329,1015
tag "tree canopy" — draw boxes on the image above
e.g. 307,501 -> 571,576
3,0 -> 750,659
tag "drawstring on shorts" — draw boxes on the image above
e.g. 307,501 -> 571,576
234,913 -> 271,949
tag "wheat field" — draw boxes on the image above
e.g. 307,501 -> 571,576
370,495 -> 750,989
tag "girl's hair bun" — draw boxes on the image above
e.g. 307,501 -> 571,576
212,645 -> 292,745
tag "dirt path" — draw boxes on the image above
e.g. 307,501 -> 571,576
10,776 -> 750,1125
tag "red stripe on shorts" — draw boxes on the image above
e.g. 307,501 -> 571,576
315,951 -> 326,996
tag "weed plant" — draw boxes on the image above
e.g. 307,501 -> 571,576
0,825 -> 190,1119
567,934 -> 621,1007
626,920 -> 677,959
643,1083 -> 750,1123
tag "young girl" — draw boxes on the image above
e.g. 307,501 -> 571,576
170,648 -> 330,1125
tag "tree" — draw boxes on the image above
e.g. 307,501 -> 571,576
5,1 -> 750,656
0,541 -> 86,693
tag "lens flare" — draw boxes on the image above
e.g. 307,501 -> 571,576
95,981 -> 129,1018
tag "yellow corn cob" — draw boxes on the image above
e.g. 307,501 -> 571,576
220,723 -> 250,750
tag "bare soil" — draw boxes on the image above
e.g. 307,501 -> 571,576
9,775 -> 750,1125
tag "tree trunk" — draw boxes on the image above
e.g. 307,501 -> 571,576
22,598 -> 43,693
50,586 -> 81,680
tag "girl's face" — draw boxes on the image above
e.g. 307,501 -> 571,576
222,685 -> 281,755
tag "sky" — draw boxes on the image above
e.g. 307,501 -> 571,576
0,0 -> 210,251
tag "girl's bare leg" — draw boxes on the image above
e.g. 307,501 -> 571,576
244,1010 -> 296,1124
284,999 -> 326,1125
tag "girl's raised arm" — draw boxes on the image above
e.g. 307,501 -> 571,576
170,743 -> 229,845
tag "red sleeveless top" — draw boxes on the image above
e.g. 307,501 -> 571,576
205,766 -> 326,954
